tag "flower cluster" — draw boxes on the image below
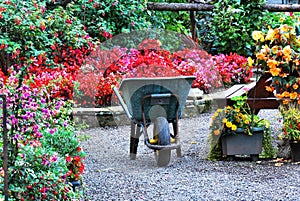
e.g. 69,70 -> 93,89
279,104 -> 300,142
208,94 -> 275,161
66,152 -> 85,181
0,67 -> 85,200
80,39 -> 222,107
252,24 -> 300,105
210,95 -> 269,136
212,53 -> 253,88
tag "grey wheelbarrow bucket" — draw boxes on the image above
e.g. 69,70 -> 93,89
113,76 -> 196,166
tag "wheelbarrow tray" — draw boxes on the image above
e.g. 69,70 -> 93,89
116,76 -> 196,123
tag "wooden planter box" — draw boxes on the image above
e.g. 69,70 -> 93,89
221,127 -> 264,161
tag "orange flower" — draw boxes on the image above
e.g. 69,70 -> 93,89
265,86 -> 274,92
256,52 -> 266,60
213,130 -> 220,135
282,91 -> 290,97
269,67 -> 281,76
282,99 -> 291,104
293,83 -> 299,90
283,45 -> 292,56
276,93 -> 285,99
267,60 -> 278,69
290,92 -> 298,99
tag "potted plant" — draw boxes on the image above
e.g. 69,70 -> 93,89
252,24 -> 300,161
208,93 -> 276,161
279,104 -> 300,162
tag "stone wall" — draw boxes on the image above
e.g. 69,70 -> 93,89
72,88 -> 212,128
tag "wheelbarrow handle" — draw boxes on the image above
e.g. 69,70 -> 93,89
112,86 -> 133,119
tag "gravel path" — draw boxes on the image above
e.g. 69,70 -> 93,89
80,110 -> 300,201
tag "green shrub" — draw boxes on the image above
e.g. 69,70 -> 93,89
197,0 -> 266,56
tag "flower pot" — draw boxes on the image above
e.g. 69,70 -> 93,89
221,127 -> 264,161
290,141 -> 300,162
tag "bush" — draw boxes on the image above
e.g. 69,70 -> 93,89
197,0 -> 266,56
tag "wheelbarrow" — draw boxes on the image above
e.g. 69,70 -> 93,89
113,76 -> 196,166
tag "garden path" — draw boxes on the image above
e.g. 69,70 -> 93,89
80,110 -> 300,200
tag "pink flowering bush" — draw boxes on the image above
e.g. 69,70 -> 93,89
0,67 -> 86,200
212,53 -> 253,88
77,39 -> 223,107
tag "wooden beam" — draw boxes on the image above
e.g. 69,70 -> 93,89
147,2 -> 300,12
147,3 -> 214,11
264,4 -> 300,12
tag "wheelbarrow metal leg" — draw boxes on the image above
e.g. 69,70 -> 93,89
173,121 -> 181,157
130,122 -> 142,160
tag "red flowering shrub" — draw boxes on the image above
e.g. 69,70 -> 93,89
65,147 -> 85,181
77,39 -> 222,107
212,53 -> 253,88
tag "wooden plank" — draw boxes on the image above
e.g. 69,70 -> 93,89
147,2 -> 214,11
224,84 -> 245,97
147,2 -> 300,12
227,82 -> 256,99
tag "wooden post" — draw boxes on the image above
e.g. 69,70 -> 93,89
1,95 -> 8,201
190,11 -> 197,41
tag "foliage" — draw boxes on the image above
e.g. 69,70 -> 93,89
212,53 -> 253,88
262,11 -> 300,30
0,0 -> 93,74
208,93 -> 276,160
70,0 -> 151,41
0,67 -> 85,200
146,0 -> 191,34
197,0 -> 266,56
252,24 -> 300,105
279,103 -> 300,142
210,94 -> 269,136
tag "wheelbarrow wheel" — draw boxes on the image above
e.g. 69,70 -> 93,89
154,117 -> 171,167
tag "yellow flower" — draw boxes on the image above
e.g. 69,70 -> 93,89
281,24 -> 290,32
252,31 -> 264,42
222,118 -> 227,123
226,121 -> 233,128
216,109 -> 223,113
231,124 -> 237,131
283,54 -> 292,62
271,45 -> 279,53
213,129 -> 220,136
283,45 -> 292,56
247,57 -> 254,67
279,17 -> 284,23
265,29 -> 275,40
244,119 -> 250,124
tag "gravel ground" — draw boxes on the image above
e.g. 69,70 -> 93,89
80,110 -> 300,201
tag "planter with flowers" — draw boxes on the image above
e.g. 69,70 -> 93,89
252,24 -> 300,161
208,94 -> 276,161
279,104 -> 300,162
